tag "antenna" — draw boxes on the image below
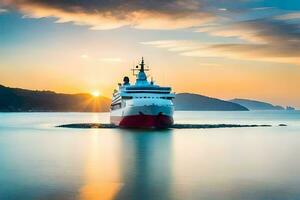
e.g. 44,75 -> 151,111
131,57 -> 149,75
140,57 -> 149,72
140,57 -> 145,72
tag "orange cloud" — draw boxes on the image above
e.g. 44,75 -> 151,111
2,0 -> 214,30
143,19 -> 300,65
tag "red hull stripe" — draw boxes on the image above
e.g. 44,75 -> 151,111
111,115 -> 173,128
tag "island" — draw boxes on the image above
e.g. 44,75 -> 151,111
229,98 -> 285,110
174,93 -> 248,111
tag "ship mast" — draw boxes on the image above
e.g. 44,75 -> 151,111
140,57 -> 145,72
134,57 -> 149,84
131,57 -> 148,75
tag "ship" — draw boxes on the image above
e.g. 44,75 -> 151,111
110,58 -> 175,128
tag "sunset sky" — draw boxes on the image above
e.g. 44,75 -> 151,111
0,0 -> 300,108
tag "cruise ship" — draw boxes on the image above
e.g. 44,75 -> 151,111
110,58 -> 175,128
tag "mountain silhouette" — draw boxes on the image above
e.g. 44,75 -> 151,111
0,85 -> 111,112
174,93 -> 248,111
229,98 -> 285,110
0,85 -> 268,112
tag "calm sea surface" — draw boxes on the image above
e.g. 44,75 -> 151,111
0,111 -> 300,200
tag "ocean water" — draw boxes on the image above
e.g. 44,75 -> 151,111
0,111 -> 300,200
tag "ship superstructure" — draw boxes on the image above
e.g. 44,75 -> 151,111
110,58 -> 175,128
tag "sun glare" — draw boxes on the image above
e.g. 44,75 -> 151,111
91,91 -> 101,97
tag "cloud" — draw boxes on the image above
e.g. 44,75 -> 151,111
182,44 -> 300,65
141,40 -> 202,52
1,0 -> 214,30
99,58 -> 122,63
276,12 -> 300,20
143,19 -> 300,65
252,7 -> 274,11
0,8 -> 7,13
3,0 -> 300,65
80,54 -> 89,59
197,19 -> 300,44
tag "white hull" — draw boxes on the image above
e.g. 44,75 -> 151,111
110,98 -> 174,118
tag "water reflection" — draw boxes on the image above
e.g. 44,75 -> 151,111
79,131 -> 123,200
115,129 -> 174,200
79,129 -> 174,200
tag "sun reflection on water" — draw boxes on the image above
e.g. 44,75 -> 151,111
79,131 -> 123,200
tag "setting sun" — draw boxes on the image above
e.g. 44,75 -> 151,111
91,91 -> 101,97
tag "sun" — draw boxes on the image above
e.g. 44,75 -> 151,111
91,91 -> 101,97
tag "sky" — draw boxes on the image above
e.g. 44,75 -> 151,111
0,0 -> 300,108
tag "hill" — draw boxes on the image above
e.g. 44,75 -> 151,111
174,93 -> 248,111
229,98 -> 285,110
0,85 -> 111,112
0,85 -> 253,112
